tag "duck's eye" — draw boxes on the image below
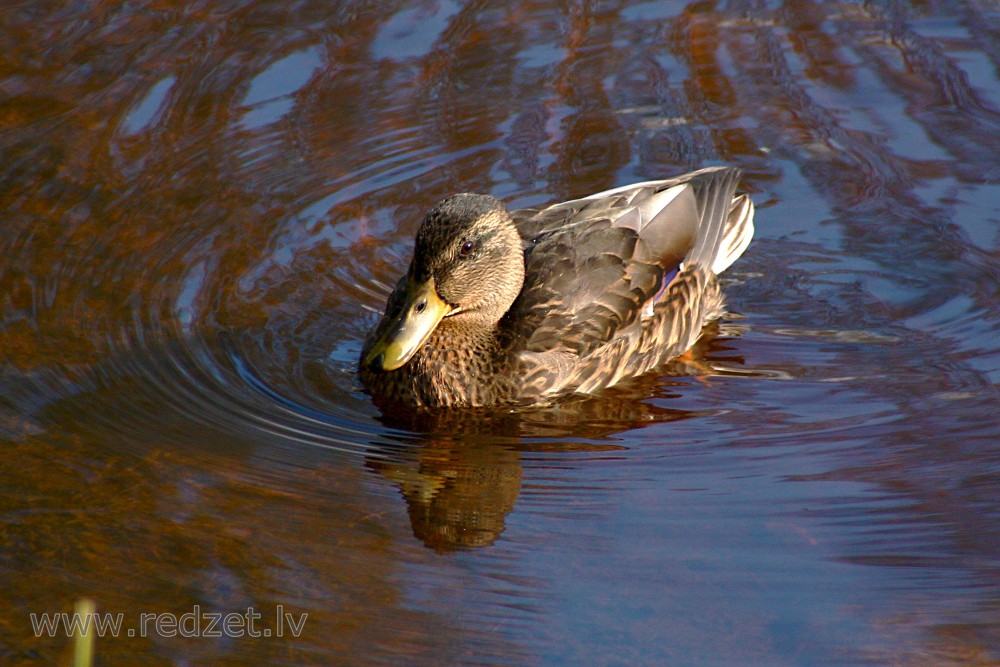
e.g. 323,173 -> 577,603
459,240 -> 475,256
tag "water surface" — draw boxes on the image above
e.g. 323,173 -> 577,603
2,1 -> 1000,664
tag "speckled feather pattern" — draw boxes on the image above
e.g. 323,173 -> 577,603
359,167 -> 753,408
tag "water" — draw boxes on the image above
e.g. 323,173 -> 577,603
2,1 -> 999,664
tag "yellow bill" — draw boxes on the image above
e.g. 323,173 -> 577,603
364,277 -> 452,371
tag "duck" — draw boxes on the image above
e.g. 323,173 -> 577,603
359,166 -> 754,409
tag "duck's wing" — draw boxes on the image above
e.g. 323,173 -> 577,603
503,167 -> 751,396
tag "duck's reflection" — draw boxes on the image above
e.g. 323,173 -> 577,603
367,324 -> 749,551
368,437 -> 521,551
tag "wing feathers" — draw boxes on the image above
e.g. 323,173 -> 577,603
507,167 -> 753,397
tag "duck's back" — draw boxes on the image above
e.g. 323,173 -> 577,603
502,167 -> 754,400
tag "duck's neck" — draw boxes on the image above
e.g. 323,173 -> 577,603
409,321 -> 516,407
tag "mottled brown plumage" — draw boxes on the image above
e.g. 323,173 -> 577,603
359,166 -> 755,408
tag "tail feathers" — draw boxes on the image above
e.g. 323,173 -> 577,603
684,167 -> 742,272
711,193 -> 755,274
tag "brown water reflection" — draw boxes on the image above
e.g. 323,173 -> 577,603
3,0 -> 1000,664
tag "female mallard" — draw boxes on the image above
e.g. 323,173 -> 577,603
360,166 -> 754,408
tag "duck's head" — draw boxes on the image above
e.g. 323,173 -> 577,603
364,193 -> 525,372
